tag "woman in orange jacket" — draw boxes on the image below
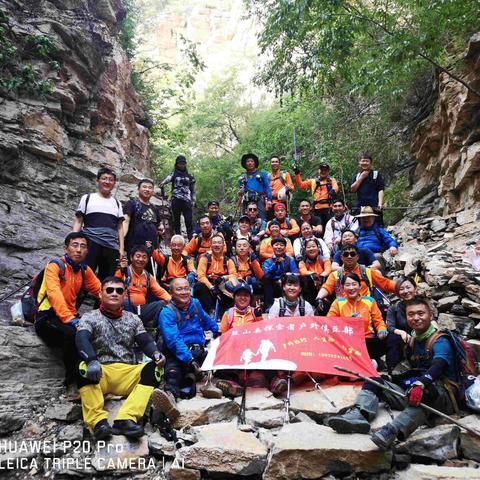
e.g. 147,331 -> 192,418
327,271 -> 388,366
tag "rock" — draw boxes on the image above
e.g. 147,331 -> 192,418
395,425 -> 460,461
437,295 -> 461,312
237,387 -> 284,411
148,431 -> 176,457
180,423 -> 268,476
431,219 -> 447,233
169,467 -> 201,480
0,412 -> 25,435
394,464 -> 480,479
462,298 -> 480,314
458,415 -> 480,462
45,403 -> 82,422
245,409 -> 286,429
57,424 -> 84,442
437,313 -> 476,336
174,397 -> 240,428
289,384 -> 362,420
263,423 -> 391,479
291,411 -> 316,423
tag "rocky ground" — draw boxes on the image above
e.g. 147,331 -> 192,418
0,211 -> 480,479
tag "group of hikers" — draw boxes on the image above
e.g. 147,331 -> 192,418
30,152 -> 467,453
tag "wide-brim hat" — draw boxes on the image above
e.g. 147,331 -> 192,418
241,153 -> 259,169
356,206 -> 378,218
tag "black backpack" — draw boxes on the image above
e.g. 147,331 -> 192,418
278,297 -> 306,317
158,254 -> 189,281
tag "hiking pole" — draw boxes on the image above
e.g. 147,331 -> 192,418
306,372 -> 336,408
333,365 -> 480,439
238,369 -> 247,425
283,371 -> 292,424
0,280 -> 31,304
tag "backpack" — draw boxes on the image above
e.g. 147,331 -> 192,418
268,171 -> 288,187
159,254 -> 189,281
279,297 -> 306,317
202,253 -> 229,277
409,329 -> 479,401
124,266 -> 151,309
22,259 -> 86,323
231,254 -> 253,276
312,177 -> 336,202
167,302 -> 200,328
334,266 -> 373,295
227,306 -> 257,329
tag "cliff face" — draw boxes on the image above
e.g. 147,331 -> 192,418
409,32 -> 480,224
0,0 -> 151,295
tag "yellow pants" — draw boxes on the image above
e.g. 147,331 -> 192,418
79,363 -> 153,429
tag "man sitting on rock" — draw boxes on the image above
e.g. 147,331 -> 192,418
183,215 -> 224,260
158,277 -> 219,406
75,276 -> 168,440
35,232 -> 101,388
328,298 -> 459,450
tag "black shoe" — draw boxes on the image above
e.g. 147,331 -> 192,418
93,419 -> 112,440
112,419 -> 144,438
371,423 -> 398,450
328,408 -> 371,434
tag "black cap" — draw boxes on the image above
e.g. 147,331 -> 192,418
207,200 -> 219,207
241,153 -> 259,169
318,163 -> 330,170
271,236 -> 287,246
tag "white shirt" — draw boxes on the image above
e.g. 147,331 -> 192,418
268,297 -> 315,318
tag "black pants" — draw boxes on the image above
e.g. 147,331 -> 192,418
35,312 -> 79,385
386,332 -> 406,371
300,275 -> 321,306
85,240 -> 119,281
171,197 -> 193,239
314,207 -> 332,232
193,282 -> 233,319
263,278 -> 283,310
164,347 -> 207,398
366,337 -> 387,361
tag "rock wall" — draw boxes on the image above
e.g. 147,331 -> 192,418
0,0 -> 153,297
409,32 -> 480,222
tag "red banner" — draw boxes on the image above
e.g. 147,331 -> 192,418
202,316 -> 377,378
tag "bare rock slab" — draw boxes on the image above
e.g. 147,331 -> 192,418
174,397 -> 240,428
236,387 -> 284,411
45,403 -> 82,422
169,467 -> 201,480
263,423 -> 391,479
459,414 -> 480,462
395,464 -> 480,479
395,425 -> 460,461
289,384 -> 361,419
245,409 -> 286,429
180,423 -> 267,476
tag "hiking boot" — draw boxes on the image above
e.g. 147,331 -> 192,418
112,419 -> 144,438
93,419 -> 112,440
371,424 -> 398,450
151,389 -> 180,423
270,377 -> 288,397
216,380 -> 244,398
328,408 -> 371,434
200,383 -> 223,399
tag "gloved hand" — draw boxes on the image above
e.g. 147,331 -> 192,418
212,330 -> 221,339
68,317 -> 80,327
406,381 -> 424,406
86,360 -> 102,382
377,330 -> 388,340
152,351 -> 166,367
314,298 -> 324,314
210,286 -> 220,297
293,166 -> 300,175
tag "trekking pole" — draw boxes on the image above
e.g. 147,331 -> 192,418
0,280 -> 31,304
333,365 -> 480,439
238,369 -> 247,425
306,372 -> 336,408
283,370 -> 292,424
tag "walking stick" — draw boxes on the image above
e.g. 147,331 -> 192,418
238,369 -> 247,425
0,280 -> 31,304
333,365 -> 480,439
283,371 -> 292,424
306,372 -> 336,408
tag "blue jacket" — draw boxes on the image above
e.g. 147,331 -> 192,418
357,224 -> 398,253
158,298 -> 218,363
263,255 -> 298,281
239,170 -> 272,201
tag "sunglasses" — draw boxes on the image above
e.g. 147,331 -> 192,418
105,287 -> 125,294
247,208 -> 257,211
342,251 -> 358,258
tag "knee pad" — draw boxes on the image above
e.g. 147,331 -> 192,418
140,362 -> 159,387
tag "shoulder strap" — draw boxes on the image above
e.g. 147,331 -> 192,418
373,170 -> 378,180
204,253 -> 212,273
49,259 -> 66,281
279,298 -> 286,317
360,265 -> 373,294
285,217 -> 292,230
299,297 -> 305,316
161,254 -> 170,281
425,331 -> 448,354
168,303 -> 183,327
144,270 -> 150,290
373,225 -> 387,247
228,307 -> 235,328
83,193 -> 91,216
335,270 -> 342,293
195,234 -> 202,250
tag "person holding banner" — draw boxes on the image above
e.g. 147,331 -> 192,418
327,272 -> 388,365
328,298 -> 458,451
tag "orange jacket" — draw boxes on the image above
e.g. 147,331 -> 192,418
233,255 -> 264,280
115,268 -> 171,305
37,258 -> 101,323
152,251 -> 196,281
327,296 -> 387,338
266,218 -> 300,238
295,174 -> 339,209
269,170 -> 294,203
182,232 -> 225,257
322,265 -> 396,298
197,254 -> 237,289
259,237 -> 294,261
219,307 -> 259,333
298,257 -> 332,277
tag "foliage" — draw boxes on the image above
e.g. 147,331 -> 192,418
0,13 -> 58,96
119,0 -> 140,59
246,0 -> 479,99
383,176 -> 410,225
